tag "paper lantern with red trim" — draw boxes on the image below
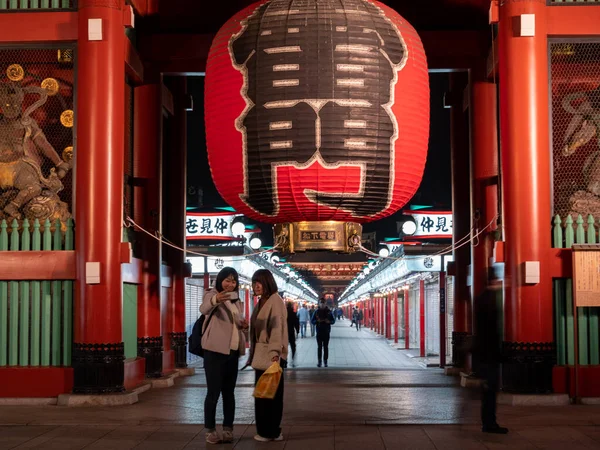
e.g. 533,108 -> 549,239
205,0 -> 429,224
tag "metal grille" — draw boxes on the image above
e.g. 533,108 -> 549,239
445,276 -> 454,360
0,47 -> 74,225
0,0 -> 76,10
551,42 -> 600,219
425,280 -> 440,357
409,285 -> 420,349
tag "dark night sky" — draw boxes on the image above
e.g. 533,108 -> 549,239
186,73 -> 451,243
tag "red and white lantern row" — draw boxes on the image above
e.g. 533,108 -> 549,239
205,0 -> 429,224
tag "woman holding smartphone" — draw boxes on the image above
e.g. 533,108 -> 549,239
200,267 -> 249,445
248,269 -> 288,442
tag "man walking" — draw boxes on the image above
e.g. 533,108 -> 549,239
474,267 -> 508,435
297,303 -> 310,338
356,307 -> 363,331
309,305 -> 316,337
312,298 -> 335,367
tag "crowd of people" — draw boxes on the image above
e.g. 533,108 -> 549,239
198,265 -> 507,445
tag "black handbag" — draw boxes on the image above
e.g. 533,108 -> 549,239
188,308 -> 216,357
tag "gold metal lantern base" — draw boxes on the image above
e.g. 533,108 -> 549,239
274,221 -> 362,254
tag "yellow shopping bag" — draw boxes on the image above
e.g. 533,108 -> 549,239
253,362 -> 282,399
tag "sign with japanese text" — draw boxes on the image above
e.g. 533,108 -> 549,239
573,246 -> 600,307
406,211 -> 452,239
185,213 -> 241,240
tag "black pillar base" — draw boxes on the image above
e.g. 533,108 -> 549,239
451,331 -> 470,368
72,342 -> 125,394
170,332 -> 188,368
502,341 -> 556,394
138,336 -> 163,379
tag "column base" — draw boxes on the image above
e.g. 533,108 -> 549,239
502,341 -> 556,394
170,332 -> 188,368
72,342 -> 125,394
451,331 -> 470,368
138,336 -> 163,379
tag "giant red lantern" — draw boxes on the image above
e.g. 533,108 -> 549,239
205,0 -> 429,226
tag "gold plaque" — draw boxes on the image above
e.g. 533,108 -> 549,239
62,146 -> 73,163
60,110 -> 74,128
274,221 -> 362,254
6,64 -> 24,82
41,78 -> 59,96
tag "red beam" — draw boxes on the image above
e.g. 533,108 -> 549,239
0,12 -> 77,42
125,38 -> 144,84
548,5 -> 600,36
549,248 -> 573,279
139,30 -> 489,74
0,251 -> 75,280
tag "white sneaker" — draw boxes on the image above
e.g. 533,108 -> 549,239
254,435 -> 271,442
274,434 -> 284,441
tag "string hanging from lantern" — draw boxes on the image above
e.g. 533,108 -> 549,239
358,215 -> 500,262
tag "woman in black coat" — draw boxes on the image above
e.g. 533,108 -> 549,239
286,302 -> 300,366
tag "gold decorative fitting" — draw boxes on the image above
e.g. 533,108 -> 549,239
274,221 -> 363,254
41,78 -> 59,96
60,110 -> 74,128
57,49 -> 74,64
62,146 -> 73,163
6,64 -> 24,82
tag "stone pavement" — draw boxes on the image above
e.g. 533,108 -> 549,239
285,320 -> 423,369
2,322 -> 600,448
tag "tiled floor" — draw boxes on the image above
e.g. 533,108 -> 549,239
2,323 -> 600,448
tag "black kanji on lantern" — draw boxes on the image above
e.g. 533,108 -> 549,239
231,0 -> 407,218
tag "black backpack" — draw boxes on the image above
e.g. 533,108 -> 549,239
188,309 -> 216,357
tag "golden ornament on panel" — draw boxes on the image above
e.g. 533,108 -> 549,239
41,78 -> 59,96
57,49 -> 74,64
60,110 -> 74,128
6,64 -> 24,82
62,146 -> 73,163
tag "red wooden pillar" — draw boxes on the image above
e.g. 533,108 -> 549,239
379,298 -> 383,335
448,72 -> 471,369
134,83 -> 163,378
73,0 -> 126,394
499,0 -> 553,393
419,280 -> 426,357
163,77 -> 188,369
404,288 -> 410,349
386,294 -> 392,339
394,291 -> 399,344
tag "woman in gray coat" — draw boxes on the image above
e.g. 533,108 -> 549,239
249,269 -> 288,442
200,267 -> 248,444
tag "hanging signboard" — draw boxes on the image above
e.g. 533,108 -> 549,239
185,212 -> 242,240
405,211 -> 453,239
572,244 -> 600,307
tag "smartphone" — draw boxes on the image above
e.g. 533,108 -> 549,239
224,291 -> 239,300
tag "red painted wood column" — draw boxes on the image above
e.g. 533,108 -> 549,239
73,0 -> 126,394
164,77 -> 189,369
404,288 -> 410,349
394,291 -> 399,344
134,83 -> 163,378
419,280 -> 425,357
448,72 -> 471,369
386,294 -> 392,339
498,0 -> 554,393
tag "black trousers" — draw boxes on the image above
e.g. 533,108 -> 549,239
203,350 -> 239,430
288,331 -> 296,359
254,368 -> 284,439
317,331 -> 331,363
479,362 -> 500,427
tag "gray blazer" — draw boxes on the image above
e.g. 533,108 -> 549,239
249,293 -> 288,370
200,289 -> 247,356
